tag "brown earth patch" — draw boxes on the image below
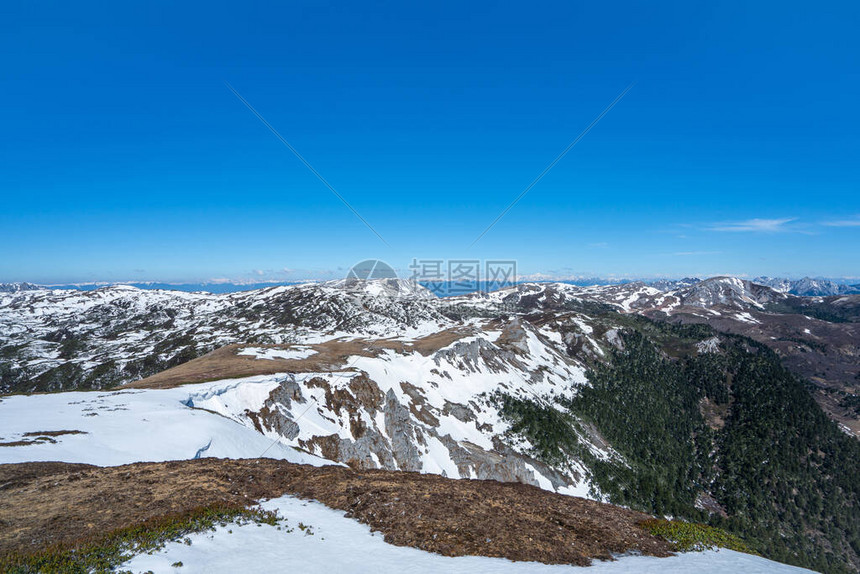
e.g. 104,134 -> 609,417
129,329 -> 478,390
21,430 -> 87,438
128,339 -> 406,389
0,458 -> 675,566
699,397 -> 729,431
0,430 -> 86,447
0,440 -> 42,447
407,327 -> 477,356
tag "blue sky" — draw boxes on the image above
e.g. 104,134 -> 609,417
1,1 -> 858,284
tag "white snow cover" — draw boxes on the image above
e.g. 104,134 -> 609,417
169,317 -> 606,498
734,311 -> 761,324
696,337 -> 721,354
122,495 -> 816,574
0,336 -> 600,499
0,281 -> 448,388
0,376 -> 331,467
189,346 -> 597,497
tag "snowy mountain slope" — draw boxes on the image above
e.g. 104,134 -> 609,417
674,276 -> 783,309
755,277 -> 860,296
0,282 -> 40,293
0,276 -> 825,395
0,280 -> 695,498
172,320 -> 604,497
123,494 -> 816,574
648,277 -> 702,292
1,277 -> 853,481
0,280 -> 447,393
0,376 -> 330,467
442,277 -> 785,318
0,279 -> 634,495
0,320 -> 607,497
2,277 -> 856,446
1,279 -> 857,572
443,279 -> 860,438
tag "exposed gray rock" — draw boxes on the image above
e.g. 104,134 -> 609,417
383,388 -> 424,471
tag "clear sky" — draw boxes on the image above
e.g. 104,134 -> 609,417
2,1 -> 858,284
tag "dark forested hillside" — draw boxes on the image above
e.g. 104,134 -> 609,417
499,322 -> 860,574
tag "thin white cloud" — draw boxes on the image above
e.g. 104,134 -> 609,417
587,242 -> 609,249
822,215 -> 860,227
709,218 -> 796,232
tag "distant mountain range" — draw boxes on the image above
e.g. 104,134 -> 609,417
0,281 -> 304,294
0,282 -> 40,293
753,276 -> 860,296
2,276 -> 858,296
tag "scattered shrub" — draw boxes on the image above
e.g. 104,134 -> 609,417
640,518 -> 754,554
0,504 -> 280,573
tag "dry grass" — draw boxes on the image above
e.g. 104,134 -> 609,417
407,327 -> 477,356
0,458 -> 676,567
130,329 -> 476,389
129,341 -> 383,389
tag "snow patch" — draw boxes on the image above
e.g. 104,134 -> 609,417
0,377 -> 332,467
121,495 -> 817,574
696,337 -> 721,354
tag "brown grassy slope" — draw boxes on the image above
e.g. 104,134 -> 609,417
0,458 -> 674,566
129,328 -> 476,390
128,342 -> 382,389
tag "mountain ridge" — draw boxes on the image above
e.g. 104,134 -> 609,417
2,278 -> 859,572
4,274 -> 858,296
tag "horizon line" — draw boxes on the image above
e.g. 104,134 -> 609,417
3,273 -> 860,289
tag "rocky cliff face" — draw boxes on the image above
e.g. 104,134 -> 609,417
173,315 -> 610,496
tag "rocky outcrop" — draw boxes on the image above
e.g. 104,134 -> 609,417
240,332 -> 594,493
